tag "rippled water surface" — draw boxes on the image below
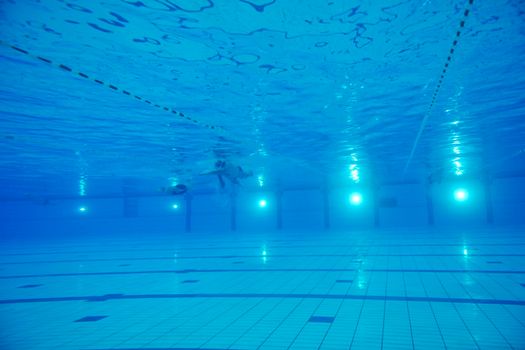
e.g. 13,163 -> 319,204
0,0 -> 524,197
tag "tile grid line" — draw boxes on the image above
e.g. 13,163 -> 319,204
200,296 -> 268,348
255,267 -> 327,350
247,262 -> 340,348
316,249 -> 361,349
285,253 -> 348,349
140,297 -> 230,348
471,274 -> 525,328
401,257 -> 416,350
448,268 -> 514,348
380,257 -> 389,350
285,260 -> 339,349
348,253 -> 378,349
414,256 -> 447,349
229,297 -> 287,348
434,270 -> 481,349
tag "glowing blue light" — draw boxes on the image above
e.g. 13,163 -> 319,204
261,246 -> 268,263
172,204 -> 179,209
454,189 -> 468,201
79,206 -> 87,212
463,248 -> 468,256
258,199 -> 267,208
349,192 -> 363,205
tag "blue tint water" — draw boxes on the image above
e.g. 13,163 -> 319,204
1,1 -> 525,349
1,0 -> 524,197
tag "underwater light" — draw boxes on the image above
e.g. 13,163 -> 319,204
79,206 -> 87,213
454,188 -> 468,202
172,203 -> 179,209
258,199 -> 267,208
349,192 -> 363,205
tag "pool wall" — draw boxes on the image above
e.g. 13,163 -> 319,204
1,176 -> 524,239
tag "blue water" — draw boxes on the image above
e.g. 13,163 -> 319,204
1,0 -> 525,349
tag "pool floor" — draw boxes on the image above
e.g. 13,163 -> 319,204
1,228 -> 525,349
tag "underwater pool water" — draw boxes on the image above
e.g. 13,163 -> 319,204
1,0 -> 525,349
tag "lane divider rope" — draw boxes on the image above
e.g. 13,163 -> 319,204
0,39 -> 224,132
402,0 -> 475,176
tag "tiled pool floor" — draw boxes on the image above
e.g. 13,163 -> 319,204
1,228 -> 525,349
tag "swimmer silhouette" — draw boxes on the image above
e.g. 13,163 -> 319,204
202,160 -> 253,189
162,184 -> 188,195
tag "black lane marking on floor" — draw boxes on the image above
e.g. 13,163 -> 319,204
86,294 -> 124,302
0,41 -> 222,131
1,292 -> 524,306
2,252 -> 525,265
82,347 -> 242,350
309,316 -> 335,323
17,284 -> 43,288
2,268 -> 525,280
74,315 -> 107,322
3,242 -> 524,256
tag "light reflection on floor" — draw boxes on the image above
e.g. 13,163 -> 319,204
1,228 -> 525,349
